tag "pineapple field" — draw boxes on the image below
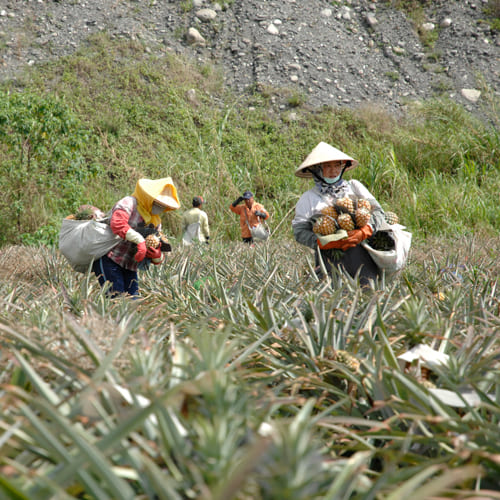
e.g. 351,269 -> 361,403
0,237 -> 499,498
0,34 -> 499,498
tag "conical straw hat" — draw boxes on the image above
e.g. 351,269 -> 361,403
295,142 -> 358,178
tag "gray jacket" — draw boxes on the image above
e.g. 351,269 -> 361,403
292,180 -> 385,249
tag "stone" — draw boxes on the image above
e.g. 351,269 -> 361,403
186,27 -> 205,46
267,24 -> 279,35
461,88 -> 481,103
195,9 -> 217,22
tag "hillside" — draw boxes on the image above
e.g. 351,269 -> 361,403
1,0 -> 499,123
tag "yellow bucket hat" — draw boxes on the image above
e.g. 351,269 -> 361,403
133,177 -> 180,225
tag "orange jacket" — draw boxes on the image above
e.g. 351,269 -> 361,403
230,202 -> 269,239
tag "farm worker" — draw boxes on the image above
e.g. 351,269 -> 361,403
292,142 -> 385,285
182,196 -> 210,245
92,177 -> 180,297
230,190 -> 269,244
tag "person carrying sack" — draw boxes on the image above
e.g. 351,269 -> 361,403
92,177 -> 180,297
292,142 -> 386,286
230,190 -> 269,244
182,196 -> 210,245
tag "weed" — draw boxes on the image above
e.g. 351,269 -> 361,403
385,70 -> 400,81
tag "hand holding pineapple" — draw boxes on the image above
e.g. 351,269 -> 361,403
313,197 -> 371,235
314,197 -> 374,251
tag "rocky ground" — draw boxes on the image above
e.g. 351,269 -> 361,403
0,0 -> 498,122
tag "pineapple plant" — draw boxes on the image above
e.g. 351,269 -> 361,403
334,349 -> 360,373
355,207 -> 371,228
337,213 -> 355,231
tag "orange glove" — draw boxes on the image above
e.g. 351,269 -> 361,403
317,238 -> 350,251
344,225 -> 373,246
146,246 -> 162,260
317,225 -> 373,251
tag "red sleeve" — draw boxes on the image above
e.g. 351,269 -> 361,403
110,209 -> 131,239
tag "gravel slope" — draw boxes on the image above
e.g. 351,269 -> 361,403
0,0 -> 498,121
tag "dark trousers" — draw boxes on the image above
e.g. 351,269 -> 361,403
316,245 -> 380,286
92,255 -> 139,297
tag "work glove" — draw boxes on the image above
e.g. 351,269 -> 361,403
344,225 -> 373,247
232,196 -> 244,207
146,245 -> 162,259
317,225 -> 373,251
255,210 -> 266,218
317,238 -> 350,251
146,245 -> 163,264
134,241 -> 147,262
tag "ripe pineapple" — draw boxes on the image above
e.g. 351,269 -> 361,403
357,198 -> 371,211
321,206 -> 338,219
384,211 -> 399,225
313,216 -> 336,235
145,234 -> 160,249
337,213 -> 355,231
355,207 -> 371,228
74,207 -> 95,220
366,231 -> 395,251
336,196 -> 354,213
313,206 -> 338,235
158,231 -> 172,252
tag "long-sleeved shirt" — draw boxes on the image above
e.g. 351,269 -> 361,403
108,196 -> 162,271
230,202 -> 269,239
181,207 -> 210,242
292,179 -> 385,249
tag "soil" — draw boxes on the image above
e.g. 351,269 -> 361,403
0,0 -> 498,122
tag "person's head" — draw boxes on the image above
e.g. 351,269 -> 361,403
192,196 -> 204,208
151,200 -> 167,214
133,178 -> 181,217
295,142 -> 358,180
321,160 -> 352,184
242,190 -> 254,208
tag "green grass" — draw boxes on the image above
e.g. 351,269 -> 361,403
0,33 -> 498,247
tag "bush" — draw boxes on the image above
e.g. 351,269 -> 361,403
0,91 -> 100,245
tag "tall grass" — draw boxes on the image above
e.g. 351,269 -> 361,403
0,34 -> 498,246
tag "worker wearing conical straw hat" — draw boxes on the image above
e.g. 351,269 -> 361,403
292,142 -> 386,285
